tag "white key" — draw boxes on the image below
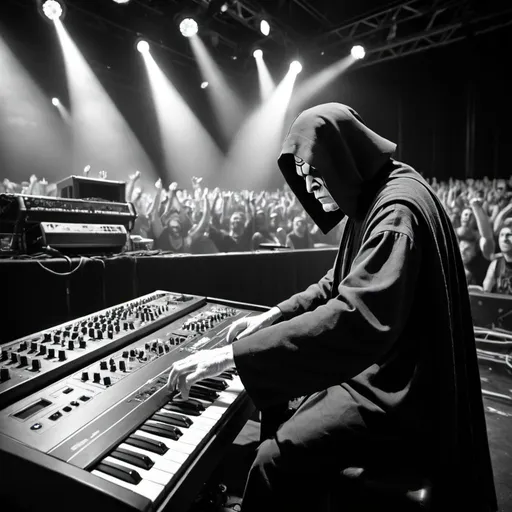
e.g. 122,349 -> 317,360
92,469 -> 164,502
118,442 -> 182,475
176,426 -> 209,446
202,404 -> 229,420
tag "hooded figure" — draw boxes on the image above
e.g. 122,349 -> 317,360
167,103 -> 497,512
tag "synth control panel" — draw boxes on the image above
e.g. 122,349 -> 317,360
0,291 -> 204,408
40,222 -> 127,234
0,295 -> 257,462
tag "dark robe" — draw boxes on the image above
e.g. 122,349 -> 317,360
232,103 -> 496,511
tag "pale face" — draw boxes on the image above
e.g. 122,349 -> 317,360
459,240 -> 476,265
498,227 -> 512,255
294,156 -> 339,212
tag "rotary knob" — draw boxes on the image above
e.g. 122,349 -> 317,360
31,359 -> 41,371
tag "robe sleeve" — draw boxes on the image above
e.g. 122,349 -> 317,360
232,208 -> 420,410
276,267 -> 335,319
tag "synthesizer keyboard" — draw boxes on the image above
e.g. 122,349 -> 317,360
0,291 -> 265,512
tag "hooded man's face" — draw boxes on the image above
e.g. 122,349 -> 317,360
294,156 -> 339,213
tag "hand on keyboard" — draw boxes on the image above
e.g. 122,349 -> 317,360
167,346 -> 235,400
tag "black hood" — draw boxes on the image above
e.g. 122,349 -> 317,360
278,103 -> 396,233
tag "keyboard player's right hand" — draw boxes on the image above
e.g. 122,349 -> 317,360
226,307 -> 282,343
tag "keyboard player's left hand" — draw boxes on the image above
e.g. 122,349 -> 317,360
167,346 -> 235,400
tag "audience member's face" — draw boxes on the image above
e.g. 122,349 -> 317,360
255,210 -> 266,231
460,208 -> 474,226
498,227 -> 512,255
293,216 -> 307,236
269,214 -> 279,230
459,240 -> 477,265
169,219 -> 181,238
294,156 -> 339,213
496,180 -> 507,197
230,212 -> 245,234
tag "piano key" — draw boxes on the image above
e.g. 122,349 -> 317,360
125,433 -> 168,455
188,387 -> 217,402
197,377 -> 228,391
111,446 -> 154,470
156,409 -> 216,432
153,410 -> 193,428
164,403 -> 202,416
103,456 -> 172,486
89,371 -> 246,505
91,469 -> 164,502
151,412 -> 189,429
191,382 -> 220,395
134,429 -> 196,455
95,460 -> 141,485
140,422 -> 182,440
118,442 -> 182,475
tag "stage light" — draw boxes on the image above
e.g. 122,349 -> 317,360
351,45 -> 365,60
42,0 -> 63,21
253,49 -> 263,59
180,18 -> 198,38
201,81 -> 209,89
220,2 -> 229,12
137,40 -> 150,54
260,20 -> 270,36
290,60 -> 302,74
112,0 -> 131,3
52,97 -> 60,106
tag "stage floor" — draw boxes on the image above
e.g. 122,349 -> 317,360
204,362 -> 512,512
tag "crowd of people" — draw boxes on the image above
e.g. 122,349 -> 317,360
1,170 -> 511,294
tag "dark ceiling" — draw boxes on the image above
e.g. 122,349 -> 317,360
3,0 -> 509,84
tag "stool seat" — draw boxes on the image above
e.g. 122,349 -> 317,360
333,466 -> 433,512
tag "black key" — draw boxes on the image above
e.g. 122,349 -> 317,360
126,434 -> 168,455
111,447 -> 154,470
164,403 -> 202,416
188,386 -> 219,402
199,378 -> 228,391
157,411 -> 193,428
188,390 -> 214,402
141,423 -> 182,440
153,412 -> 191,429
170,397 -> 205,411
96,460 -> 142,485
219,371 -> 234,380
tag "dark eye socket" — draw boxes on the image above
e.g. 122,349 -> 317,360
295,159 -> 321,179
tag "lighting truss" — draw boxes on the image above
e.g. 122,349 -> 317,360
289,0 -> 332,28
311,0 -> 512,67
190,0 -> 296,46
361,7 -> 512,67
